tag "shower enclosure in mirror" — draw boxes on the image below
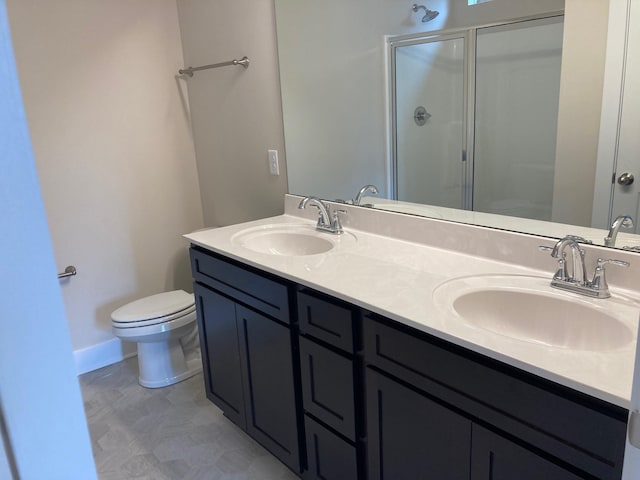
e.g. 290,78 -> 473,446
391,15 -> 564,220
275,0 -> 640,249
393,34 -> 466,210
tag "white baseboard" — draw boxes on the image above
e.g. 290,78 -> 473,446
74,338 -> 137,375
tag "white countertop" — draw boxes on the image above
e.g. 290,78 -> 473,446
185,203 -> 640,409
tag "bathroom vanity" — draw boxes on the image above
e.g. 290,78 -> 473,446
186,196 -> 640,479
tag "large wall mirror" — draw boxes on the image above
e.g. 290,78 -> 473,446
274,0 -> 640,250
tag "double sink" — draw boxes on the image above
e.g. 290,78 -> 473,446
229,221 -> 637,353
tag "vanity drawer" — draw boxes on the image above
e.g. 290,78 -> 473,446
298,290 -> 354,352
300,336 -> 356,441
190,247 -> 290,323
304,416 -> 358,480
363,315 -> 627,479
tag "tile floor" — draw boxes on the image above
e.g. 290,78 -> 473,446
79,357 -> 299,480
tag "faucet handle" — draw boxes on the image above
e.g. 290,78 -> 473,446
539,245 -> 570,280
596,258 -> 630,269
591,258 -> 630,297
331,209 -> 347,234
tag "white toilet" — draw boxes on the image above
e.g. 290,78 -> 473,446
111,290 -> 202,388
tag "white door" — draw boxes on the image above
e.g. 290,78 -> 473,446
0,1 -> 97,478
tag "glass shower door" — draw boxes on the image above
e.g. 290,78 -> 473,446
473,17 -> 564,220
393,35 -> 466,209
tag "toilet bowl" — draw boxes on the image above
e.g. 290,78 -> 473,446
111,290 -> 202,388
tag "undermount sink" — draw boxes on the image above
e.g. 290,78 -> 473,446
433,275 -> 636,351
231,223 -> 356,256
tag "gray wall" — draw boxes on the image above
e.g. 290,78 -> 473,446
552,0 -> 610,225
177,0 -> 288,227
7,0 -> 204,372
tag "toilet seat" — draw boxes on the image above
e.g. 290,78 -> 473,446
111,289 -> 201,388
112,304 -> 196,328
111,290 -> 195,329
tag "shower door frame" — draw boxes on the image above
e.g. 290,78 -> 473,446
389,31 -> 473,209
388,11 -> 564,211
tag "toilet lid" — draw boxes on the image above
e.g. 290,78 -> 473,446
111,290 -> 195,323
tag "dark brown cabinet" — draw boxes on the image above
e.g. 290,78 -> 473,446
471,425 -> 584,480
366,369 -> 471,480
364,315 -> 628,480
366,368 -> 588,480
297,289 -> 363,480
193,284 -> 246,428
299,336 -> 355,441
305,416 -> 358,480
191,248 -> 300,473
298,290 -> 355,352
190,246 -> 628,480
236,305 -> 299,471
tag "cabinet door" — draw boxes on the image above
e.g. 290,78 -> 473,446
366,369 -> 471,480
193,284 -> 246,429
305,416 -> 358,480
237,305 -> 300,473
300,337 -> 355,440
471,425 -> 583,480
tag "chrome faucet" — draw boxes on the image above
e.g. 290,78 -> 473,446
298,196 -> 345,234
604,215 -> 634,247
540,235 -> 629,298
550,236 -> 588,285
353,185 -> 379,206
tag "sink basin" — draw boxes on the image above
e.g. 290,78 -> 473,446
238,231 -> 333,256
232,224 -> 356,256
433,275 -> 636,351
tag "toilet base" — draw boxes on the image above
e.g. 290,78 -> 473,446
137,338 -> 202,388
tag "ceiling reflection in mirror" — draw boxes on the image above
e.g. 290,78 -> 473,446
274,0 -> 640,250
